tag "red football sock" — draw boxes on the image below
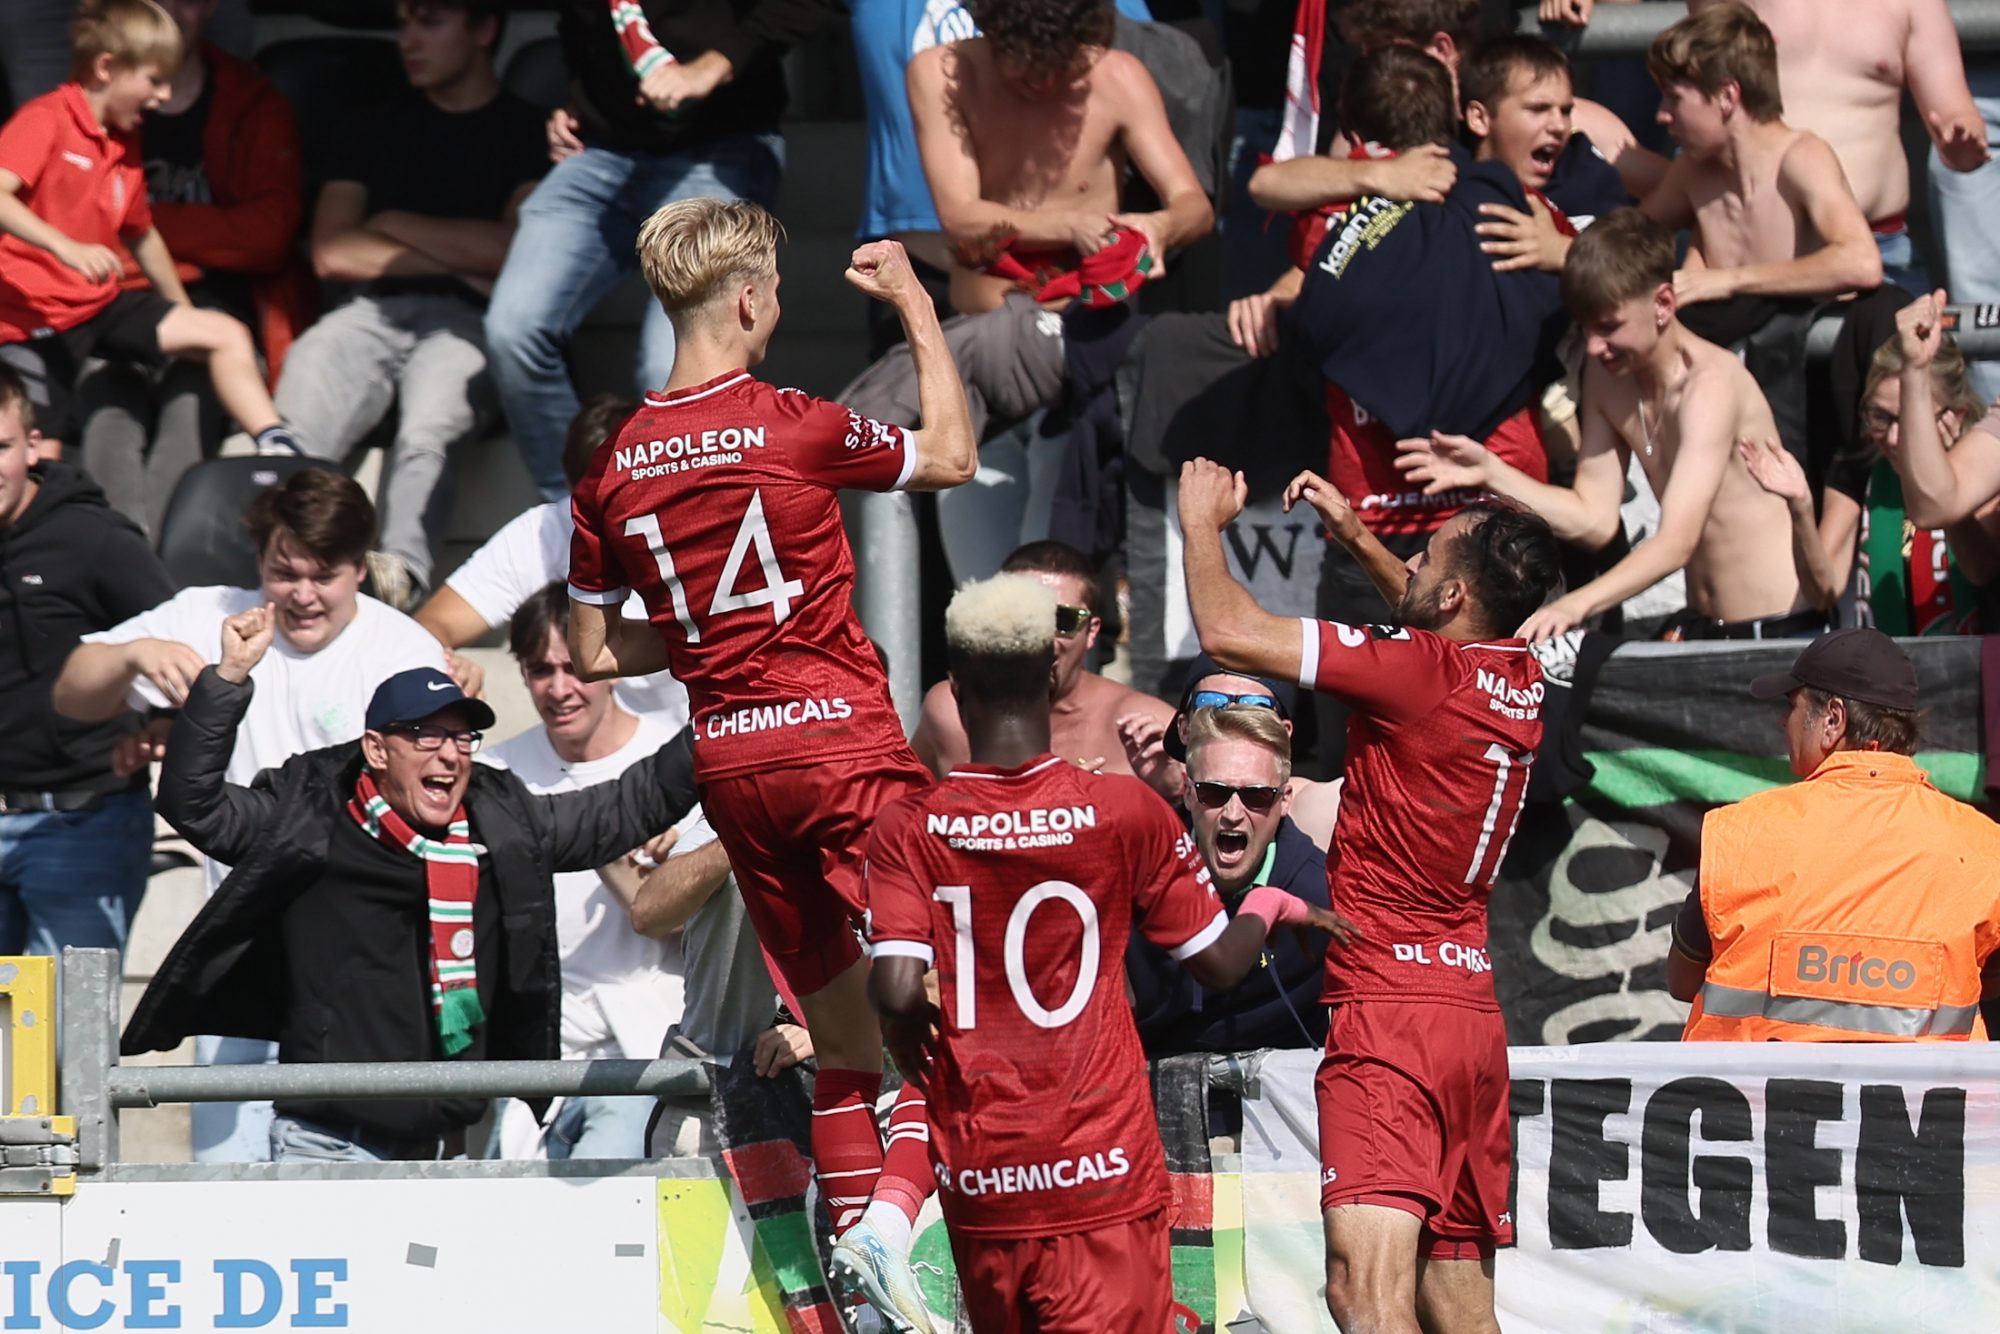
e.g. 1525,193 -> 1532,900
811,1067 -> 884,1235
872,1081 -> 936,1225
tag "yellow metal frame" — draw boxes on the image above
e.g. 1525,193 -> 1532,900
0,955 -> 56,1118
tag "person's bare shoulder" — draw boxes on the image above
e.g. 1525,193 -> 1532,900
1103,674 -> 1175,723
1774,126 -> 1849,194
1087,47 -> 1157,108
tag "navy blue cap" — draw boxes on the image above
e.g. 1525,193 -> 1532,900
1164,653 -> 1298,762
365,667 -> 497,733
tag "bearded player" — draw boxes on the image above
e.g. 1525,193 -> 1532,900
565,198 -> 976,1328
1179,459 -> 1561,1333
863,573 -> 1348,1331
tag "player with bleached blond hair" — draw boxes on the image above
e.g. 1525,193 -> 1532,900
565,196 -> 976,1331
863,574 -> 1347,1332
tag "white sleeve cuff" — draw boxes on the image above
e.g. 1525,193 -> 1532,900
1167,910 -> 1231,961
870,939 -> 935,966
890,427 -> 918,492
1297,618 -> 1319,692
567,582 -> 628,607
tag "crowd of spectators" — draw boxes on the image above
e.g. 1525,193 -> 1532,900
2,0 -> 2000,1179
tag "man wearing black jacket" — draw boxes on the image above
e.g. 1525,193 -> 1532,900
0,366 -> 175,960
1129,703 -> 1332,1057
123,613 -> 700,1163
484,0 -> 838,499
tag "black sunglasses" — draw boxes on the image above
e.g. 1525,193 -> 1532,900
1186,689 -> 1287,718
1190,781 -> 1284,813
1055,604 -> 1093,638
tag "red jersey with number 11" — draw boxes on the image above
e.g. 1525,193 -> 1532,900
1298,619 -> 1544,1010
866,757 -> 1228,1239
568,371 -> 916,781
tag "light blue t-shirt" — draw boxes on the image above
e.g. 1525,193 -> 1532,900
851,0 -> 1155,240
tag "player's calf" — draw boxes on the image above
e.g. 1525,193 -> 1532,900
1414,1255 -> 1500,1334
1324,1203 -> 1425,1334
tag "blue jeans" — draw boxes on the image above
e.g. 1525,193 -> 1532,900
484,134 -> 784,498
271,1114 -> 466,1164
0,788 -> 151,956
191,1035 -> 277,1163
1930,59 -> 2000,403
545,1095 -> 655,1161
1875,228 -> 1930,299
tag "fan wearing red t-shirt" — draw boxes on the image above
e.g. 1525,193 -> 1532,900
565,198 -> 975,1330
0,2 -> 297,451
861,574 -> 1345,1333
1177,459 -> 1563,1334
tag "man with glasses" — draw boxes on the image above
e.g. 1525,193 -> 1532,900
123,625 -> 701,1164
912,540 -> 1174,777
1128,705 -> 1334,1057
56,466 -> 448,1163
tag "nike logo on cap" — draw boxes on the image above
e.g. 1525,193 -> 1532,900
427,681 -> 452,691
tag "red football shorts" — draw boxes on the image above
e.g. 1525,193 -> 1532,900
1316,1000 -> 1514,1259
700,747 -> 932,995
949,1209 -> 1174,1333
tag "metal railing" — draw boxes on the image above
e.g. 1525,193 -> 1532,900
58,950 -> 713,1172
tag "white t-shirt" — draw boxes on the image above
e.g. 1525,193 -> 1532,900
84,586 -> 449,891
482,712 -> 684,1061
445,501 -> 689,729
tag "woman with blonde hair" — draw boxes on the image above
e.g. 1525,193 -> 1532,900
1742,292 -> 2000,633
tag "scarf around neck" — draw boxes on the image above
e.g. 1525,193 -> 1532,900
347,769 -> 488,1057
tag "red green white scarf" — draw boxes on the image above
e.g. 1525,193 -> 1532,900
347,771 -> 487,1057
610,1 -> 676,77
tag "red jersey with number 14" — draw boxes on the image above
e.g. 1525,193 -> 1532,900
1297,619 -> 1544,1010
866,757 -> 1228,1239
568,371 -> 915,781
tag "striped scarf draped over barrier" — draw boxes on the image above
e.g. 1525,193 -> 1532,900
347,770 -> 488,1057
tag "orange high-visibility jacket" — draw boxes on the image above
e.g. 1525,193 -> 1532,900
1685,751 -> 2000,1041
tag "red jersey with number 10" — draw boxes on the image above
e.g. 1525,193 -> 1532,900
568,371 -> 916,781
1298,619 -> 1544,1010
866,757 -> 1228,1239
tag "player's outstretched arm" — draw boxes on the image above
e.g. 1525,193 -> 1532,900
1178,459 -> 1306,683
1182,886 -> 1355,991
867,956 -> 938,1088
565,596 -> 668,682
845,240 -> 976,492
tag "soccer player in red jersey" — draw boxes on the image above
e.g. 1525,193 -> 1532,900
863,573 -> 1347,1333
563,198 -> 977,1328
1176,458 -> 1563,1334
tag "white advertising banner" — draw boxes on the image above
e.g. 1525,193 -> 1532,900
1240,1043 -> 2000,1333
0,1177 -> 666,1332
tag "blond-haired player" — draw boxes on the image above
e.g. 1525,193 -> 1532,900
566,197 -> 975,1331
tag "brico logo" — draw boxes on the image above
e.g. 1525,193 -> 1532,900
1794,945 -> 1919,991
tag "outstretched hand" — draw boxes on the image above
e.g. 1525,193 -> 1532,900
1517,592 -> 1589,644
1737,436 -> 1808,504
1476,196 -> 1569,273
1396,432 -> 1489,495
1283,469 -> 1362,544
1239,884 -> 1359,948
1930,110 -> 1993,173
